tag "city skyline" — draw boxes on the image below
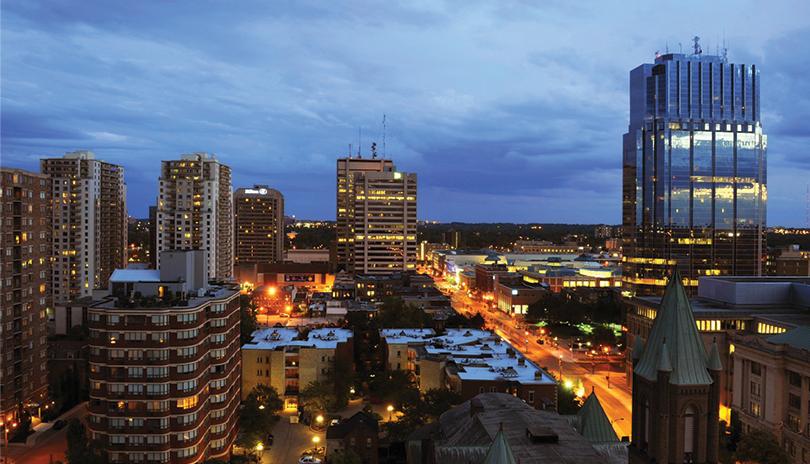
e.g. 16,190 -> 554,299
3,1 -> 810,225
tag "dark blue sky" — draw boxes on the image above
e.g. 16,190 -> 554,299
3,1 -> 809,225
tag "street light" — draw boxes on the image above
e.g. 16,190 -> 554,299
316,415 -> 324,427
387,405 -> 394,421
558,354 -> 563,381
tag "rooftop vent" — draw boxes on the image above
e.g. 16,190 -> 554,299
526,426 -> 558,444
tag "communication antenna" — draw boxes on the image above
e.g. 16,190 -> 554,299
679,43 -> 682,53
693,36 -> 702,55
383,114 -> 387,159
806,182 -> 809,228
348,143 -> 352,158
665,41 -> 669,54
371,142 -> 378,159
357,127 -> 362,159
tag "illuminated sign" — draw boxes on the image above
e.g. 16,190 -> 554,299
285,274 -> 315,283
245,188 -> 268,195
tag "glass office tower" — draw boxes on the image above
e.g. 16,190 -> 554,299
622,50 -> 767,295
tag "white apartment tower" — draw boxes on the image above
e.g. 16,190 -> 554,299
40,151 -> 127,304
156,153 -> 233,280
337,157 -> 417,274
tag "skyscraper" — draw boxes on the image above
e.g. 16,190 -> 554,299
41,151 -> 127,304
234,185 -> 284,265
336,157 -> 417,274
622,45 -> 767,296
336,157 -> 393,272
0,168 -> 51,423
156,153 -> 233,280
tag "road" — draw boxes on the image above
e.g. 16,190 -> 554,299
4,402 -> 87,464
439,280 -> 633,439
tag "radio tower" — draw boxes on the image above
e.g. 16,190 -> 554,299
806,183 -> 809,228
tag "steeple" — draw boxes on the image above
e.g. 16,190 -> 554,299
576,388 -> 620,443
632,333 -> 645,361
483,423 -> 518,464
633,269 -> 712,385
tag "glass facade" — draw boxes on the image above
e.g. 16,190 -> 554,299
622,53 -> 767,295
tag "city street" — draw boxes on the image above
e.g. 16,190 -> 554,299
443,281 -> 633,439
3,402 -> 87,464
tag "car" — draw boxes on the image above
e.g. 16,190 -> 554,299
274,322 -> 284,328
536,338 -> 545,345
279,313 -> 290,318
53,420 -> 67,430
299,457 -> 322,464
266,433 -> 274,446
329,418 -> 340,426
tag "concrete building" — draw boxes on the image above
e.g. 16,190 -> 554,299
351,167 -> 417,275
0,167 -> 51,421
768,245 -> 810,276
729,327 -> 810,462
234,185 -> 284,266
156,153 -> 233,280
622,50 -> 767,296
514,241 -> 580,254
41,151 -> 127,304
336,157 -> 393,273
380,329 -> 557,410
86,251 -> 241,464
406,393 -> 627,464
629,271 -> 722,464
495,280 -> 550,316
241,327 -> 353,410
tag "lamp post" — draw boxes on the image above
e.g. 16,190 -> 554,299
387,405 -> 394,421
558,355 -> 563,381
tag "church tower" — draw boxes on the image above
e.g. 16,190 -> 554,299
629,270 -> 722,464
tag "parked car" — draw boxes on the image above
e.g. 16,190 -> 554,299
266,433 -> 274,446
536,338 -> 545,345
279,313 -> 290,318
299,457 -> 322,464
53,420 -> 67,430
274,322 -> 284,328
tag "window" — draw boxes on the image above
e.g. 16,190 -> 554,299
684,405 -> 696,455
177,362 -> 198,374
529,391 -> 535,403
110,435 -> 126,445
177,313 -> 198,324
751,361 -> 762,376
128,384 -> 143,395
177,429 -> 198,442
177,445 -> 199,459
749,402 -> 761,417
152,315 -> 169,326
177,395 -> 198,410
789,393 -> 801,409
750,382 -> 761,397
789,371 -> 802,387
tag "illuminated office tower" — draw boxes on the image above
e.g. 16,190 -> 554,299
351,167 -> 417,274
622,43 -> 767,295
156,153 -> 233,280
234,185 -> 284,265
0,168 -> 51,424
336,157 -> 393,272
41,151 -> 127,304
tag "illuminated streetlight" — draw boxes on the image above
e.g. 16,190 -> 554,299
316,415 -> 324,424
387,405 -> 394,421
256,443 -> 264,452
269,287 -> 276,296
312,436 -> 320,444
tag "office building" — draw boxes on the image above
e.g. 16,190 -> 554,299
629,271 -> 722,464
156,153 -> 233,280
622,45 -> 767,296
87,250 -> 241,464
40,151 -> 127,304
336,157 -> 393,272
234,185 -> 284,266
241,327 -> 353,410
346,160 -> 417,274
0,168 -> 51,422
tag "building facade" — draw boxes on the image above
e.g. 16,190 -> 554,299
87,253 -> 241,464
156,153 -> 233,280
0,168 -> 51,422
41,151 -> 127,304
234,185 -> 284,266
622,48 -> 767,296
336,158 -> 393,273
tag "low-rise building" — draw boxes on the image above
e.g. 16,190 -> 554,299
495,281 -> 550,316
242,327 -> 353,410
326,411 -> 380,464
380,329 -> 557,410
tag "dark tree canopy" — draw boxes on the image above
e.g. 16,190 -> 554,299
733,428 -> 791,464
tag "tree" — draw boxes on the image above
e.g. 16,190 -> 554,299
377,297 -> 432,328
238,385 -> 284,449
381,388 -> 462,442
300,380 -> 339,414
588,326 -> 617,347
327,356 -> 356,411
64,419 -> 104,464
328,449 -> 363,464
369,369 -> 419,408
733,428 -> 791,464
240,294 -> 259,345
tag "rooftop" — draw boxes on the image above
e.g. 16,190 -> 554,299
244,327 -> 353,350
109,269 -> 162,283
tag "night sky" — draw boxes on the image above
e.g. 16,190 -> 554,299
3,1 -> 809,225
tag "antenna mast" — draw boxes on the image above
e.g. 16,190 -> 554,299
358,127 -> 362,159
383,114 -> 387,159
806,182 -> 809,228
349,144 -> 352,158
693,36 -> 702,55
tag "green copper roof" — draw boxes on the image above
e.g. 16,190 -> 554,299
632,334 -> 645,360
657,342 -> 673,372
633,270 -> 713,385
482,424 -> 518,464
767,326 -> 810,351
577,390 -> 620,443
707,342 -> 723,371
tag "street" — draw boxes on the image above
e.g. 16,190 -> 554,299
441,280 -> 633,439
3,402 -> 88,464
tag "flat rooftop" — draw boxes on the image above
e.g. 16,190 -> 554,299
244,327 -> 352,350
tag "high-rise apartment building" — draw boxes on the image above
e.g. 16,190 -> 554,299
347,163 -> 417,274
41,151 -> 127,304
234,185 -> 284,265
0,168 -> 51,423
336,158 -> 393,272
87,250 -> 241,464
622,46 -> 767,295
156,153 -> 233,280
